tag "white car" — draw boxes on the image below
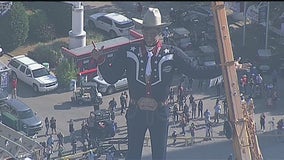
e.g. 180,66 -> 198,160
92,75 -> 128,95
88,12 -> 135,38
8,55 -> 58,92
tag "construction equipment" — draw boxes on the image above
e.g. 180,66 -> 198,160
211,2 -> 263,160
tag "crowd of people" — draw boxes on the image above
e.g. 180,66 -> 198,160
40,91 -> 129,159
167,62 -> 283,146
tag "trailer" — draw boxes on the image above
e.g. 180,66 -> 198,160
61,30 -> 143,81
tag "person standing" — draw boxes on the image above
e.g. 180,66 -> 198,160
69,119 -> 74,136
120,92 -> 126,115
189,94 -> 195,107
46,134 -> 54,154
260,113 -> 266,132
109,98 -> 117,112
271,69 -> 278,87
173,104 -> 179,122
204,109 -> 211,124
45,117 -> 49,136
168,88 -> 175,104
222,98 -> 228,116
58,145 -> 64,158
11,76 -> 17,99
50,117 -> 57,134
205,122 -> 213,140
191,100 -> 197,119
214,102 -> 222,123
71,136 -> 77,154
123,91 -> 128,108
91,7 -> 249,160
197,99 -> 203,118
171,130 -> 177,145
136,2 -> 143,18
180,114 -> 187,136
189,122 -> 196,145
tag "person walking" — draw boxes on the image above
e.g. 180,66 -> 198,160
91,7 -> 246,160
260,113 -> 266,132
45,117 -> 49,136
56,132 -> 64,148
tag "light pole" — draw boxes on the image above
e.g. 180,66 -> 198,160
242,2 -> 247,47
264,2 -> 270,50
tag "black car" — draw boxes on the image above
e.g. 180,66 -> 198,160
0,99 -> 43,136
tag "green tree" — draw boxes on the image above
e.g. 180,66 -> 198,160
28,9 -> 56,42
0,2 -> 29,51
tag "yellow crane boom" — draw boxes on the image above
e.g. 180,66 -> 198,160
211,2 -> 263,160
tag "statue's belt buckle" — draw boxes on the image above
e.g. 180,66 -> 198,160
137,97 -> 158,111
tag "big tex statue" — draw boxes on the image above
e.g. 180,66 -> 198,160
92,7 -> 247,160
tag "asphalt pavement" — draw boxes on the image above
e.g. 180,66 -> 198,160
7,71 -> 284,160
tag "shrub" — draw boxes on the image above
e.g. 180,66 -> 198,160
27,41 -> 68,69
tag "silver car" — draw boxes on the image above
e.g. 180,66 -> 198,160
88,12 -> 135,38
92,75 -> 128,95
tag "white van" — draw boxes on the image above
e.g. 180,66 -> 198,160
8,55 -> 58,92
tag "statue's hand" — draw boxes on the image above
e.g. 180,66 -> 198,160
234,57 -> 252,71
91,41 -> 105,65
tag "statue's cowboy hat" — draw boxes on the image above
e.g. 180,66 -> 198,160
132,7 -> 171,28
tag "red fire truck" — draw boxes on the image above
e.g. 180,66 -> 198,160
61,30 -> 143,81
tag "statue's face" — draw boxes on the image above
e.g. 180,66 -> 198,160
142,26 -> 161,46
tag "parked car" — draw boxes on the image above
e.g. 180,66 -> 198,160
0,99 -> 43,136
88,12 -> 135,38
92,75 -> 128,95
8,55 -> 58,92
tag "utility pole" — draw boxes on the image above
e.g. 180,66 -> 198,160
211,1 -> 263,160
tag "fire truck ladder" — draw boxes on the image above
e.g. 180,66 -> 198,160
211,2 -> 263,160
